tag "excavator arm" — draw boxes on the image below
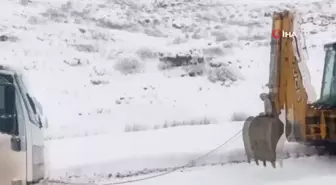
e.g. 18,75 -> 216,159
272,11 -> 309,141
242,11 -> 310,167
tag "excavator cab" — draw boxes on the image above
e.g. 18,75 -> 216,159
315,42 -> 336,107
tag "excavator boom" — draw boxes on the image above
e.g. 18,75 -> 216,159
242,11 -> 309,167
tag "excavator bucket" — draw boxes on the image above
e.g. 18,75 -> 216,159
242,115 -> 284,167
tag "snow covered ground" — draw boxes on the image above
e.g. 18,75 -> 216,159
1,0 -> 336,184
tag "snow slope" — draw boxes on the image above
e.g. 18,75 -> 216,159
1,0 -> 336,184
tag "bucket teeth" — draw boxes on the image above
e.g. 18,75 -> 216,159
242,116 -> 284,168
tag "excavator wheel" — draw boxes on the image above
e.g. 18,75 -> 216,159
242,115 -> 284,168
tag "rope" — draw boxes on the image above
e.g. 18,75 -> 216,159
48,130 -> 242,185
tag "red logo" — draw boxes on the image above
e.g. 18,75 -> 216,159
272,29 -> 281,39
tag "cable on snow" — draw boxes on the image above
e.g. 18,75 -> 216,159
48,129 -> 242,185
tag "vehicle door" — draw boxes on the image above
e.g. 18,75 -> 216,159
16,76 -> 45,184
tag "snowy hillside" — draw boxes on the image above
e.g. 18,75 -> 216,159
1,0 -> 336,184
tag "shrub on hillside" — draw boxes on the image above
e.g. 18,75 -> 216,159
136,47 -> 158,60
114,56 -> 144,75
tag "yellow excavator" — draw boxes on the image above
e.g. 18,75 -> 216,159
242,10 -> 336,168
